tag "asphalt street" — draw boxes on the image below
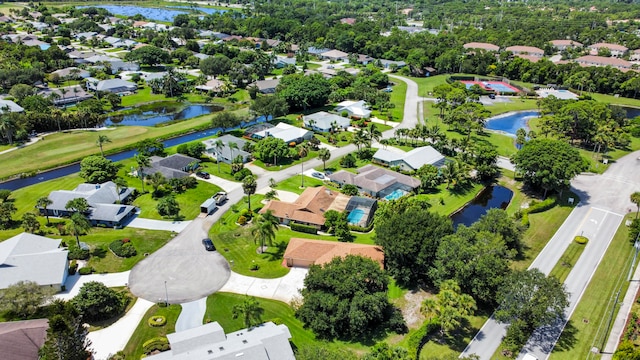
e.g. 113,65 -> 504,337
462,151 -> 640,359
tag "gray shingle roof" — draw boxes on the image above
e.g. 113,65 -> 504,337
0,319 -> 49,360
0,233 -> 67,289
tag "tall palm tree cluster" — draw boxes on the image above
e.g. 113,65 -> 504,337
351,122 -> 382,151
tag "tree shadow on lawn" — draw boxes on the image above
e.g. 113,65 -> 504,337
262,241 -> 287,262
92,245 -> 108,259
552,319 -> 578,353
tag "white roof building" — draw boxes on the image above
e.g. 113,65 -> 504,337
145,321 -> 295,360
0,233 -> 68,291
252,122 -> 313,144
303,111 -> 350,132
373,146 -> 446,171
335,100 -> 372,119
0,99 -> 25,113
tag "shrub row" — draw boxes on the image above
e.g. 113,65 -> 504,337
78,267 -> 94,275
518,197 -> 557,227
142,337 -> 170,354
291,222 -> 317,234
574,235 -> 589,244
68,248 -> 90,260
109,239 -> 137,258
407,319 -> 439,359
147,315 -> 167,327
349,223 -> 374,233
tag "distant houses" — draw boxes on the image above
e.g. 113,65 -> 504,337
575,55 -> 633,71
202,135 -> 251,164
550,40 -> 582,51
38,85 -> 93,106
142,154 -> 201,179
0,99 -> 24,113
251,122 -> 313,144
335,100 -> 371,119
373,146 -> 446,171
329,164 -> 421,198
0,233 -> 69,291
303,111 -> 350,132
86,78 -> 138,94
589,42 -> 628,57
463,42 -> 500,52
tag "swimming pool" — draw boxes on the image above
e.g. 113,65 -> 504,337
384,189 -> 407,201
347,209 -> 365,225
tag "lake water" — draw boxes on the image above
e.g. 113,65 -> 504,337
105,105 -> 223,126
485,111 -> 540,136
451,185 -> 514,228
80,5 -> 226,22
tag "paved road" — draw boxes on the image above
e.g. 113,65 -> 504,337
175,297 -> 207,332
462,151 -> 640,359
127,76 -> 420,303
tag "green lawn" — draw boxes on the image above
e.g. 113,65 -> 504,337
204,292 -> 372,354
548,241 -> 587,283
123,304 -> 182,360
550,213 -> 638,359
275,176 -> 328,194
415,313 -> 490,359
251,150 -> 320,172
414,183 -> 484,217
132,180 -> 223,220
372,78 -> 407,122
120,87 -> 167,107
84,228 -> 173,273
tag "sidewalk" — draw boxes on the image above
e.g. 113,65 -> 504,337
601,257 -> 640,358
56,271 -> 130,301
88,298 -> 155,360
192,173 -> 241,193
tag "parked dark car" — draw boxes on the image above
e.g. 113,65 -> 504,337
488,93 -> 496,99
311,172 -> 325,179
202,238 -> 215,251
196,171 -> 210,179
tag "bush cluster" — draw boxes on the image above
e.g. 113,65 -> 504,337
78,267 -> 94,275
407,319 -> 439,359
517,197 -> 557,227
68,260 -> 78,275
109,239 -> 137,258
574,235 -> 589,244
233,167 -> 252,181
237,215 -> 247,225
147,315 -> 167,327
142,337 -> 170,354
291,222 -> 317,234
68,248 -> 90,260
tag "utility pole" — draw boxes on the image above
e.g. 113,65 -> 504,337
301,161 -> 304,188
628,234 -> 640,281
164,280 -> 169,306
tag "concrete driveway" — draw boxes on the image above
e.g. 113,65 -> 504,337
127,216 -> 191,232
175,297 -> 207,332
219,267 -> 308,304
128,217 -> 231,303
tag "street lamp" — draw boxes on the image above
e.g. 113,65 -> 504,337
164,281 -> 169,306
628,234 -> 640,281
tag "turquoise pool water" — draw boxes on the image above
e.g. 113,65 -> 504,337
384,189 -> 407,201
347,209 -> 365,224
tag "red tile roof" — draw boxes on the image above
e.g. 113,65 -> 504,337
284,238 -> 384,267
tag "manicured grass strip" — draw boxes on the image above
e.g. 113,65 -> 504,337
549,242 -> 587,283
203,292 -> 370,353
414,183 -> 484,217
550,214 -> 637,359
132,180 -> 223,220
275,176 -> 327,194
123,304 -> 182,360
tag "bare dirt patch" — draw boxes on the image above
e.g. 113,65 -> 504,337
395,288 -> 432,329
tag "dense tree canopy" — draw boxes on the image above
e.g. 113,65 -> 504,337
297,255 -> 405,339
72,281 -> 128,322
79,155 -> 121,184
374,198 -> 453,285
276,73 -> 332,110
124,45 -> 170,66
0,281 -> 55,319
512,139 -> 587,197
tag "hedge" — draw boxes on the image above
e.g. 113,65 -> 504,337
349,223 -> 374,233
78,267 -> 94,275
148,315 -> 167,327
520,197 -> 558,227
68,248 -> 90,260
109,239 -> 137,258
143,337 -> 170,354
407,319 -> 439,359
291,222 -> 317,234
574,235 -> 589,244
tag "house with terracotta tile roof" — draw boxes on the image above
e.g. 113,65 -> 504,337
550,40 -> 583,51
259,186 -> 350,229
505,45 -> 544,58
283,238 -> 384,268
589,42 -> 628,57
631,49 -> 640,61
340,17 -> 356,25
463,42 -> 500,52
575,55 -> 633,70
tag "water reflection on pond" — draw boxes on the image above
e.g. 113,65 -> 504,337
451,185 -> 513,228
105,105 -> 223,126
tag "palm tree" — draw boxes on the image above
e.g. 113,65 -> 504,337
298,144 -> 309,188
65,198 -> 89,214
113,177 -> 128,204
632,192 -> 640,219
148,172 -> 167,196
441,161 -> 461,190
366,123 -> 382,148
68,212 -> 92,248
251,210 -> 279,253
351,129 -> 367,151
228,142 -> 238,162
0,113 -> 17,145
421,280 -> 476,336
232,296 -> 264,329
96,134 -> 111,156
36,197 -> 53,225
317,148 -> 331,171
214,139 -> 225,173
134,154 -> 151,192
242,175 -> 257,212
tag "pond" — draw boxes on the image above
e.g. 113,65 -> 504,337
451,185 -> 514,228
105,104 -> 223,126
485,110 -> 540,136
618,105 -> 640,119
80,5 -> 226,22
